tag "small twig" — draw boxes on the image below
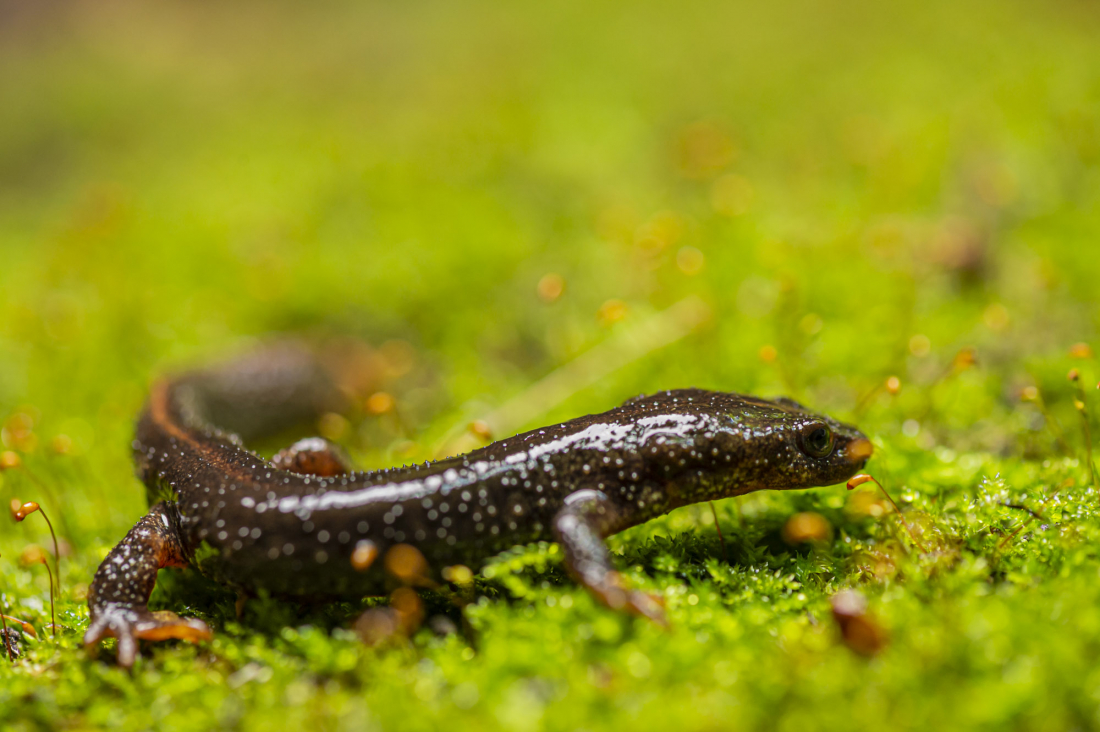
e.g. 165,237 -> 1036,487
0,553 -> 11,662
38,508 -> 60,596
0,612 -> 10,662
917,348 -> 977,420
1020,385 -> 1073,456
1068,369 -> 1097,490
0,449 -> 72,553
10,500 -> 61,597
999,483 -> 1066,551
0,548 -> 21,660
43,563 -> 55,638
0,614 -> 35,638
19,465 -> 74,539
854,375 -> 901,416
18,547 -> 56,639
999,503 -> 1045,521
847,474 -> 926,552
853,384 -> 882,417
708,502 -> 730,563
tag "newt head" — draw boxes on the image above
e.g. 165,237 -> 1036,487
621,389 -> 873,498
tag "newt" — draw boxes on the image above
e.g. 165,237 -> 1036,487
84,345 -> 873,666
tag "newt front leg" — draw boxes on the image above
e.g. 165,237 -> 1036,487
553,490 -> 666,624
84,502 -> 211,667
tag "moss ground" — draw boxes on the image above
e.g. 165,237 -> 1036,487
3,0 -> 1100,729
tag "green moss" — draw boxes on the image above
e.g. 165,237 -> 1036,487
2,0 -> 1100,729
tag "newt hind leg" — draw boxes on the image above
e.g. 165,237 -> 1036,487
84,502 -> 211,667
271,437 -> 352,477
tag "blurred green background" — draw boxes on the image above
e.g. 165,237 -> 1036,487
2,0 -> 1100,729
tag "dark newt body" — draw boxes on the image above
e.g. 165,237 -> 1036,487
85,346 -> 873,665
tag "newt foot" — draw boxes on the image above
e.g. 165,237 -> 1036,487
590,573 -> 668,626
625,590 -> 669,627
84,605 -> 211,668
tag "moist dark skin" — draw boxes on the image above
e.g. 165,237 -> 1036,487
85,346 -> 873,666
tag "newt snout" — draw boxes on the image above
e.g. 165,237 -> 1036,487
846,437 -> 874,468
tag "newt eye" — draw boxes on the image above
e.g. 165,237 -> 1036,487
799,423 -> 834,458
